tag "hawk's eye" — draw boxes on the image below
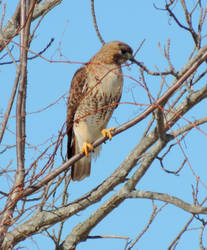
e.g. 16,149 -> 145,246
120,48 -> 128,55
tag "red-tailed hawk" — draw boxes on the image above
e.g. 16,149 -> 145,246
67,41 -> 133,181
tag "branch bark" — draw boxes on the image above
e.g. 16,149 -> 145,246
0,1 -> 33,245
127,190 -> 207,214
0,0 -> 62,52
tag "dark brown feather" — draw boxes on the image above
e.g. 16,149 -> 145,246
67,67 -> 88,159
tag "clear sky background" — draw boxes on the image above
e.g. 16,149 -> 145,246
1,1 -> 207,249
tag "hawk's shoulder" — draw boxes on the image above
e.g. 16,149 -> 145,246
67,66 -> 88,122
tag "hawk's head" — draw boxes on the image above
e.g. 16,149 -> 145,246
92,41 -> 133,65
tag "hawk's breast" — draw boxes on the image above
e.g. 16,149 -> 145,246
73,64 -> 123,147
75,64 -> 122,126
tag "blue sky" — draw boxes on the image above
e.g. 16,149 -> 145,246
1,1 -> 207,249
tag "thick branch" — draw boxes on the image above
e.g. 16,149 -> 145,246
166,85 -> 207,128
128,190 -> 207,214
172,116 -> 207,137
60,137 -> 170,249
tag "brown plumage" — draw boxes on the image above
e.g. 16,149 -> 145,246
67,41 -> 133,181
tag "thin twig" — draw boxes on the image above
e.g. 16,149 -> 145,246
91,0 -> 105,45
128,202 -> 167,249
0,38 -> 54,65
0,69 -> 20,144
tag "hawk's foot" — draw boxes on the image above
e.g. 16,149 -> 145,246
81,142 -> 94,157
101,127 -> 115,140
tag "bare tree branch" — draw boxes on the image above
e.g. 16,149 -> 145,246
0,0 -> 34,244
0,0 -> 62,52
91,0 -> 105,45
127,190 -> 207,214
127,202 -> 167,249
0,69 -> 20,143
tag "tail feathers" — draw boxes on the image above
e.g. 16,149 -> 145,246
71,138 -> 91,181
71,157 -> 91,181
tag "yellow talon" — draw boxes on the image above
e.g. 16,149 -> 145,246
81,142 -> 94,157
101,127 -> 115,140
